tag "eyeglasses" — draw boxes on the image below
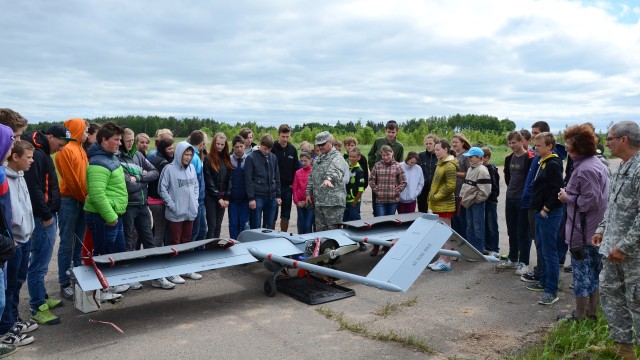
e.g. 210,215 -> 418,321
606,136 -> 622,142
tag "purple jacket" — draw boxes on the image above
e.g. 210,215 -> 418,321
564,155 -> 609,247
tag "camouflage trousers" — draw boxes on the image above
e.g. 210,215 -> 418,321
600,257 -> 640,344
315,205 -> 345,232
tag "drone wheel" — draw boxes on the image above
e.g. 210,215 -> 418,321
264,279 -> 277,297
319,239 -> 340,265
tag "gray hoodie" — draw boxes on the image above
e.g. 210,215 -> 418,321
158,141 -> 199,222
5,166 -> 34,243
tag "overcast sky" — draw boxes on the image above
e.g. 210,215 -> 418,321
1,0 -> 639,131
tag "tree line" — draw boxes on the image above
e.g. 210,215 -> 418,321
27,114 -> 517,146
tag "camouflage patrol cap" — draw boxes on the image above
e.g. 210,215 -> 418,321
315,131 -> 332,145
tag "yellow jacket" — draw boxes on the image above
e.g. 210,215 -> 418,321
428,155 -> 458,213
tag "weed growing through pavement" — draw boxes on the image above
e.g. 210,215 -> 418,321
372,296 -> 418,318
315,306 -> 434,354
512,310 -> 639,359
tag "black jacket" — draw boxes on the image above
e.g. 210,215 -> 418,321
418,150 -> 438,190
22,131 -> 61,221
531,155 -> 564,212
203,155 -> 232,200
271,142 -> 299,188
486,163 -> 500,204
148,153 -> 170,200
244,151 -> 281,201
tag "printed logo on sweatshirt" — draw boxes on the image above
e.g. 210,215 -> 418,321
178,178 -> 196,188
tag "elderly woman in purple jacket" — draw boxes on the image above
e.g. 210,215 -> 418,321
558,124 -> 610,321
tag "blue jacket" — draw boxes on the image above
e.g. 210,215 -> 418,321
229,153 -> 248,202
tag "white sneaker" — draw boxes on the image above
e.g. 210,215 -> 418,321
495,259 -> 516,269
151,277 -> 175,290
130,282 -> 143,290
109,284 -> 131,294
99,290 -> 123,303
167,275 -> 185,284
515,263 -> 530,276
488,251 -> 501,259
428,259 -> 443,270
183,272 -> 203,280
2,330 -> 34,346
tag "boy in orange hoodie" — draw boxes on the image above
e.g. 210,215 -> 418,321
54,118 -> 88,300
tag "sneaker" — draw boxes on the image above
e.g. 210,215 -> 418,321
130,282 -> 143,290
496,259 -> 516,269
151,277 -> 175,290
167,275 -> 185,284
564,265 -> 573,273
515,263 -> 529,276
109,284 -> 131,294
539,292 -> 559,305
14,318 -> 37,334
0,344 -> 17,358
488,251 -> 501,259
430,261 -> 452,272
44,296 -> 61,310
99,290 -> 123,303
183,272 -> 202,280
358,243 -> 367,251
2,330 -> 34,346
30,304 -> 60,325
520,271 -> 540,283
526,283 -> 546,292
428,259 -> 443,270
60,284 -> 74,300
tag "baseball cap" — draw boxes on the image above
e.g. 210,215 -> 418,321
46,125 -> 77,142
315,131 -> 331,145
463,147 -> 484,157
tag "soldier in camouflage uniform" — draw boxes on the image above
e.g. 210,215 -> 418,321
593,121 -> 640,360
306,131 -> 346,231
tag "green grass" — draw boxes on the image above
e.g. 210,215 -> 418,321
512,311 -> 639,359
372,296 -> 418,318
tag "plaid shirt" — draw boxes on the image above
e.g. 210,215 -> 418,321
370,160 -> 407,204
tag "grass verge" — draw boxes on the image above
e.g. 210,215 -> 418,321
372,296 -> 418,318
513,311 -> 639,359
315,306 -> 434,354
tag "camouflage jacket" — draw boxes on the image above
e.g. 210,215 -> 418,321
597,151 -> 640,257
307,148 -> 346,207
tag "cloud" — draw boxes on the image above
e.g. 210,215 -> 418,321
0,0 -> 638,132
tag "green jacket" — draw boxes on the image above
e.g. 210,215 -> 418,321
367,137 -> 404,170
428,155 -> 459,213
84,143 -> 128,223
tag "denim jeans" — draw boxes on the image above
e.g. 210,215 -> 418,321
0,269 -> 5,324
343,202 -> 361,222
250,197 -> 277,229
274,186 -> 293,222
191,203 -> 207,242
57,197 -> 85,286
505,198 -> 531,264
228,201 -> 250,239
452,196 -> 467,240
297,206 -> 315,234
85,212 -> 125,256
536,208 -> 563,294
557,204 -> 569,265
0,239 -> 31,334
484,201 -> 499,253
122,205 -> 155,251
465,202 -> 486,253
28,214 -> 58,310
374,202 -> 398,217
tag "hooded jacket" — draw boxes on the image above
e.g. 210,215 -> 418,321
530,154 -> 564,212
55,118 -> 88,202
5,166 -> 34,243
522,144 -> 566,208
428,155 -> 459,213
118,141 -> 159,206
459,163 -> 491,208
84,142 -> 129,224
399,162 -> 424,203
158,141 -> 199,222
22,130 -> 62,221
0,125 -> 14,263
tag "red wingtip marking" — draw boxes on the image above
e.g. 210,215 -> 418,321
108,257 -> 115,267
363,222 -> 371,229
394,219 -> 403,224
223,240 -> 236,249
170,248 -> 179,257
267,254 -> 272,261
364,237 -> 369,243
292,261 -> 298,268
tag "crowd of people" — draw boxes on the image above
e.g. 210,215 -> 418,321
0,108 -> 638,359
